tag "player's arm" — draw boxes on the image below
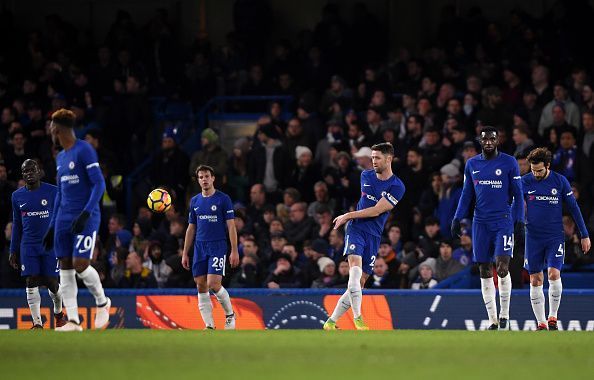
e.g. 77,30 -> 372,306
226,219 -> 239,268
43,179 -> 61,250
182,204 -> 198,270
510,159 -> 524,225
562,178 -> 591,253
333,186 -> 403,229
9,194 -> 22,269
451,162 -> 475,236
73,147 -> 106,234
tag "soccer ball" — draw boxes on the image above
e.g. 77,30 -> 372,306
147,188 -> 172,213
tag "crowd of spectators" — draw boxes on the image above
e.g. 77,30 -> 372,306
1,2 -> 594,289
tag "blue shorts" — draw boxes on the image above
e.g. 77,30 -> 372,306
54,215 -> 100,259
343,223 -> 380,275
192,240 -> 228,277
20,244 -> 59,277
524,234 -> 565,274
472,220 -> 514,263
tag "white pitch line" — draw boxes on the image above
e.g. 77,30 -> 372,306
429,295 -> 442,313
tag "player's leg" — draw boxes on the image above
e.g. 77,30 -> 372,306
474,222 -> 499,329
54,223 -> 81,327
525,236 -> 547,330
326,271 -> 368,327
494,222 -> 514,330
546,241 -> 564,330
39,250 -> 67,329
25,275 -> 43,328
72,224 -> 110,329
207,246 -> 235,330
194,274 -> 215,329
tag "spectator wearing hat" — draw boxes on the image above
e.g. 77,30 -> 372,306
248,123 -> 291,193
365,257 -> 398,289
435,240 -> 464,281
311,257 -> 338,288
264,254 -> 303,288
288,145 -> 321,203
189,128 -> 228,193
150,126 -> 190,208
229,253 -> 261,288
452,223 -> 473,266
353,146 -> 373,171
301,238 -> 329,286
143,241 -> 172,288
436,161 -> 462,239
539,82 -> 581,136
411,258 -> 438,289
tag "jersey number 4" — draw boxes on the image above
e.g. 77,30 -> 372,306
503,235 -> 514,251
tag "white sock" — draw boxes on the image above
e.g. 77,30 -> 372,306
77,266 -> 107,306
198,292 -> 214,328
48,287 -> 63,314
60,269 -> 80,323
330,291 -> 351,321
530,284 -> 546,324
548,278 -> 563,318
214,287 -> 234,316
26,287 -> 42,326
498,273 -> 512,319
348,266 -> 363,319
480,278 -> 498,325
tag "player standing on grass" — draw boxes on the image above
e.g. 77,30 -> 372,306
324,143 -> 405,330
43,109 -> 110,332
182,165 -> 240,329
451,126 -> 524,330
9,159 -> 67,330
522,148 -> 590,330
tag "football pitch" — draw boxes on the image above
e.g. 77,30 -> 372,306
1,330 -> 592,380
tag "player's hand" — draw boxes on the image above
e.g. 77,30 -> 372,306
181,254 -> 190,270
8,252 -> 18,270
582,237 -> 591,254
333,213 -> 351,230
71,211 -> 90,234
229,250 -> 240,268
450,219 -> 461,238
42,227 -> 55,251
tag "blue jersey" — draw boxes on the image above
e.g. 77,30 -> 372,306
454,152 -> 524,224
52,139 -> 105,222
350,169 -> 406,237
188,190 -> 235,242
522,171 -> 589,239
10,183 -> 57,252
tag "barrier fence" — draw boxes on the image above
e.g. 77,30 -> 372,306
1,289 -> 593,331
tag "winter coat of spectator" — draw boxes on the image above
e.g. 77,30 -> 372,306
417,216 -> 443,258
365,257 -> 398,289
118,251 -> 158,288
511,124 -> 535,157
435,240 -> 464,281
307,181 -> 336,219
539,83 -> 581,136
410,258 -> 439,289
188,128 -> 228,192
229,253 -> 261,288
287,146 -> 322,203
436,163 -> 463,239
552,128 -> 579,182
143,241 -> 172,288
311,257 -> 338,288
248,123 -> 291,192
300,239 -> 328,286
284,202 -> 317,248
264,254 -> 303,288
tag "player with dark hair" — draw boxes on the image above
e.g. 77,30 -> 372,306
182,165 -> 240,329
451,126 -> 524,330
43,109 -> 110,331
10,159 -> 67,329
324,142 -> 405,330
523,147 -> 590,330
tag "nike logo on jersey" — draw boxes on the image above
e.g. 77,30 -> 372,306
78,248 -> 89,253
19,203 -> 26,208
528,191 -> 536,194
472,170 -> 480,174
363,184 -> 371,187
194,207 -> 199,211
504,247 -> 512,251
555,253 -> 563,257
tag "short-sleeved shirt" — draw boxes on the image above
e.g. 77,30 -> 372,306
188,190 -> 235,242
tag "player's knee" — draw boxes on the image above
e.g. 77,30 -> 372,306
207,279 -> 221,292
73,261 -> 89,273
548,270 -> 560,281
479,264 -> 492,278
496,267 -> 509,278
529,275 -> 543,287
26,276 -> 40,288
44,276 -> 59,293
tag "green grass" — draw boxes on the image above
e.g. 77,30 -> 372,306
0,330 -> 593,380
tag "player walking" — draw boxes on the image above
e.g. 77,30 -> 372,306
182,165 -> 240,329
451,127 -> 524,330
43,109 -> 110,331
9,159 -> 67,330
324,143 -> 405,330
523,148 -> 590,330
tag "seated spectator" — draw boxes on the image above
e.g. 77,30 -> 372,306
143,241 -> 172,288
288,145 -> 321,203
119,251 -> 158,288
301,239 -> 329,286
313,205 -> 333,241
512,124 -> 535,157
264,254 -> 303,288
276,187 -> 300,224
333,261 -> 350,288
229,253 -> 261,288
165,248 -> 195,288
552,128 -> 578,182
417,216 -> 443,258
284,202 -> 317,249
435,240 -> 464,281
452,224 -> 473,266
131,217 -> 152,254
378,238 -> 400,276
307,181 -> 336,218
328,229 -> 345,264
411,258 -> 438,289
366,257 -> 398,289
311,257 -> 337,288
